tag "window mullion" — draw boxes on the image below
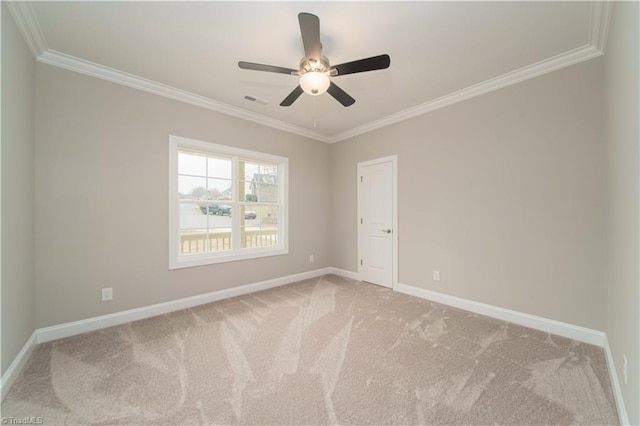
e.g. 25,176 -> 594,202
231,156 -> 240,252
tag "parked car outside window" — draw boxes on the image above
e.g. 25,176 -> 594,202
199,204 -> 231,215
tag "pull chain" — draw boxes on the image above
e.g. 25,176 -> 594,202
313,97 -> 317,127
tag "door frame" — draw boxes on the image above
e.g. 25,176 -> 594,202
357,155 -> 398,291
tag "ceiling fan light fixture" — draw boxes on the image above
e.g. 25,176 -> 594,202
300,71 -> 330,96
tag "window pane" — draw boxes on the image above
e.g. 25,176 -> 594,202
240,181 -> 256,202
257,182 -> 278,203
241,205 -> 279,249
179,200 -> 209,255
204,228 -> 232,253
260,163 -> 278,178
207,178 -> 232,201
179,176 -> 208,200
180,228 -> 232,255
179,151 -> 206,176
240,223 -> 257,249
208,156 -> 232,179
253,168 -> 278,203
180,198 -> 233,255
256,205 -> 279,226
241,179 -> 278,203
241,161 -> 260,180
180,202 -> 208,230
241,227 -> 279,248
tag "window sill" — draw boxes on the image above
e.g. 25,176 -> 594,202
169,248 -> 289,270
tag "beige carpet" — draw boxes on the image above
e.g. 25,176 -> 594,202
2,275 -> 619,425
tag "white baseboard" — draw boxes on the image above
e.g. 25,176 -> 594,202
397,283 -> 605,347
3,270 -> 623,421
36,267 -> 332,344
398,283 -> 628,423
1,331 -> 37,402
603,335 -> 630,425
2,268 -> 332,401
327,267 -> 360,281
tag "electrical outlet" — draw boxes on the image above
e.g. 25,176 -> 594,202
101,287 -> 113,301
309,254 -> 314,263
623,354 -> 628,385
433,270 -> 441,281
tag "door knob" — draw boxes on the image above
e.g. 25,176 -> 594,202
382,229 -> 392,233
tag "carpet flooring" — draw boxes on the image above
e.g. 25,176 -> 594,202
2,275 -> 619,425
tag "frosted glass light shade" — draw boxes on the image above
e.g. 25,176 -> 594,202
300,71 -> 330,96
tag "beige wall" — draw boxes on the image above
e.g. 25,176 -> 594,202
333,58 -> 605,330
1,5 -> 37,375
34,64 -> 331,327
603,2 -> 640,424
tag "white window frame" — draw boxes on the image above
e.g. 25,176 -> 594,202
169,135 -> 288,269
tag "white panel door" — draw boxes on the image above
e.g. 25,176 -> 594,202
358,159 -> 394,288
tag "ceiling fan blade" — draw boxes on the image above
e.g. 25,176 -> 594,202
298,13 -> 321,59
238,61 -> 297,75
327,82 -> 355,107
280,85 -> 304,107
333,54 -> 391,76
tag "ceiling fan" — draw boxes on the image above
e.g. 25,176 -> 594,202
238,13 -> 391,107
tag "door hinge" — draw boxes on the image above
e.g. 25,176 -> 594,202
360,259 -> 363,266
360,218 -> 363,224
360,176 -> 363,183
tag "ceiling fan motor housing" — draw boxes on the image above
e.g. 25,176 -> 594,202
299,55 -> 332,75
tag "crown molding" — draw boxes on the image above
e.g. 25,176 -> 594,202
326,43 -> 603,143
326,1 -> 612,143
9,1 -> 612,145
4,1 -> 47,57
37,50 -> 331,143
589,1 -> 614,52
5,2 -> 324,140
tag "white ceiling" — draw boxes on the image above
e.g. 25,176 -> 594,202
9,1 -> 611,143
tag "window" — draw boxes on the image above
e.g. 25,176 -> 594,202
169,135 -> 288,269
